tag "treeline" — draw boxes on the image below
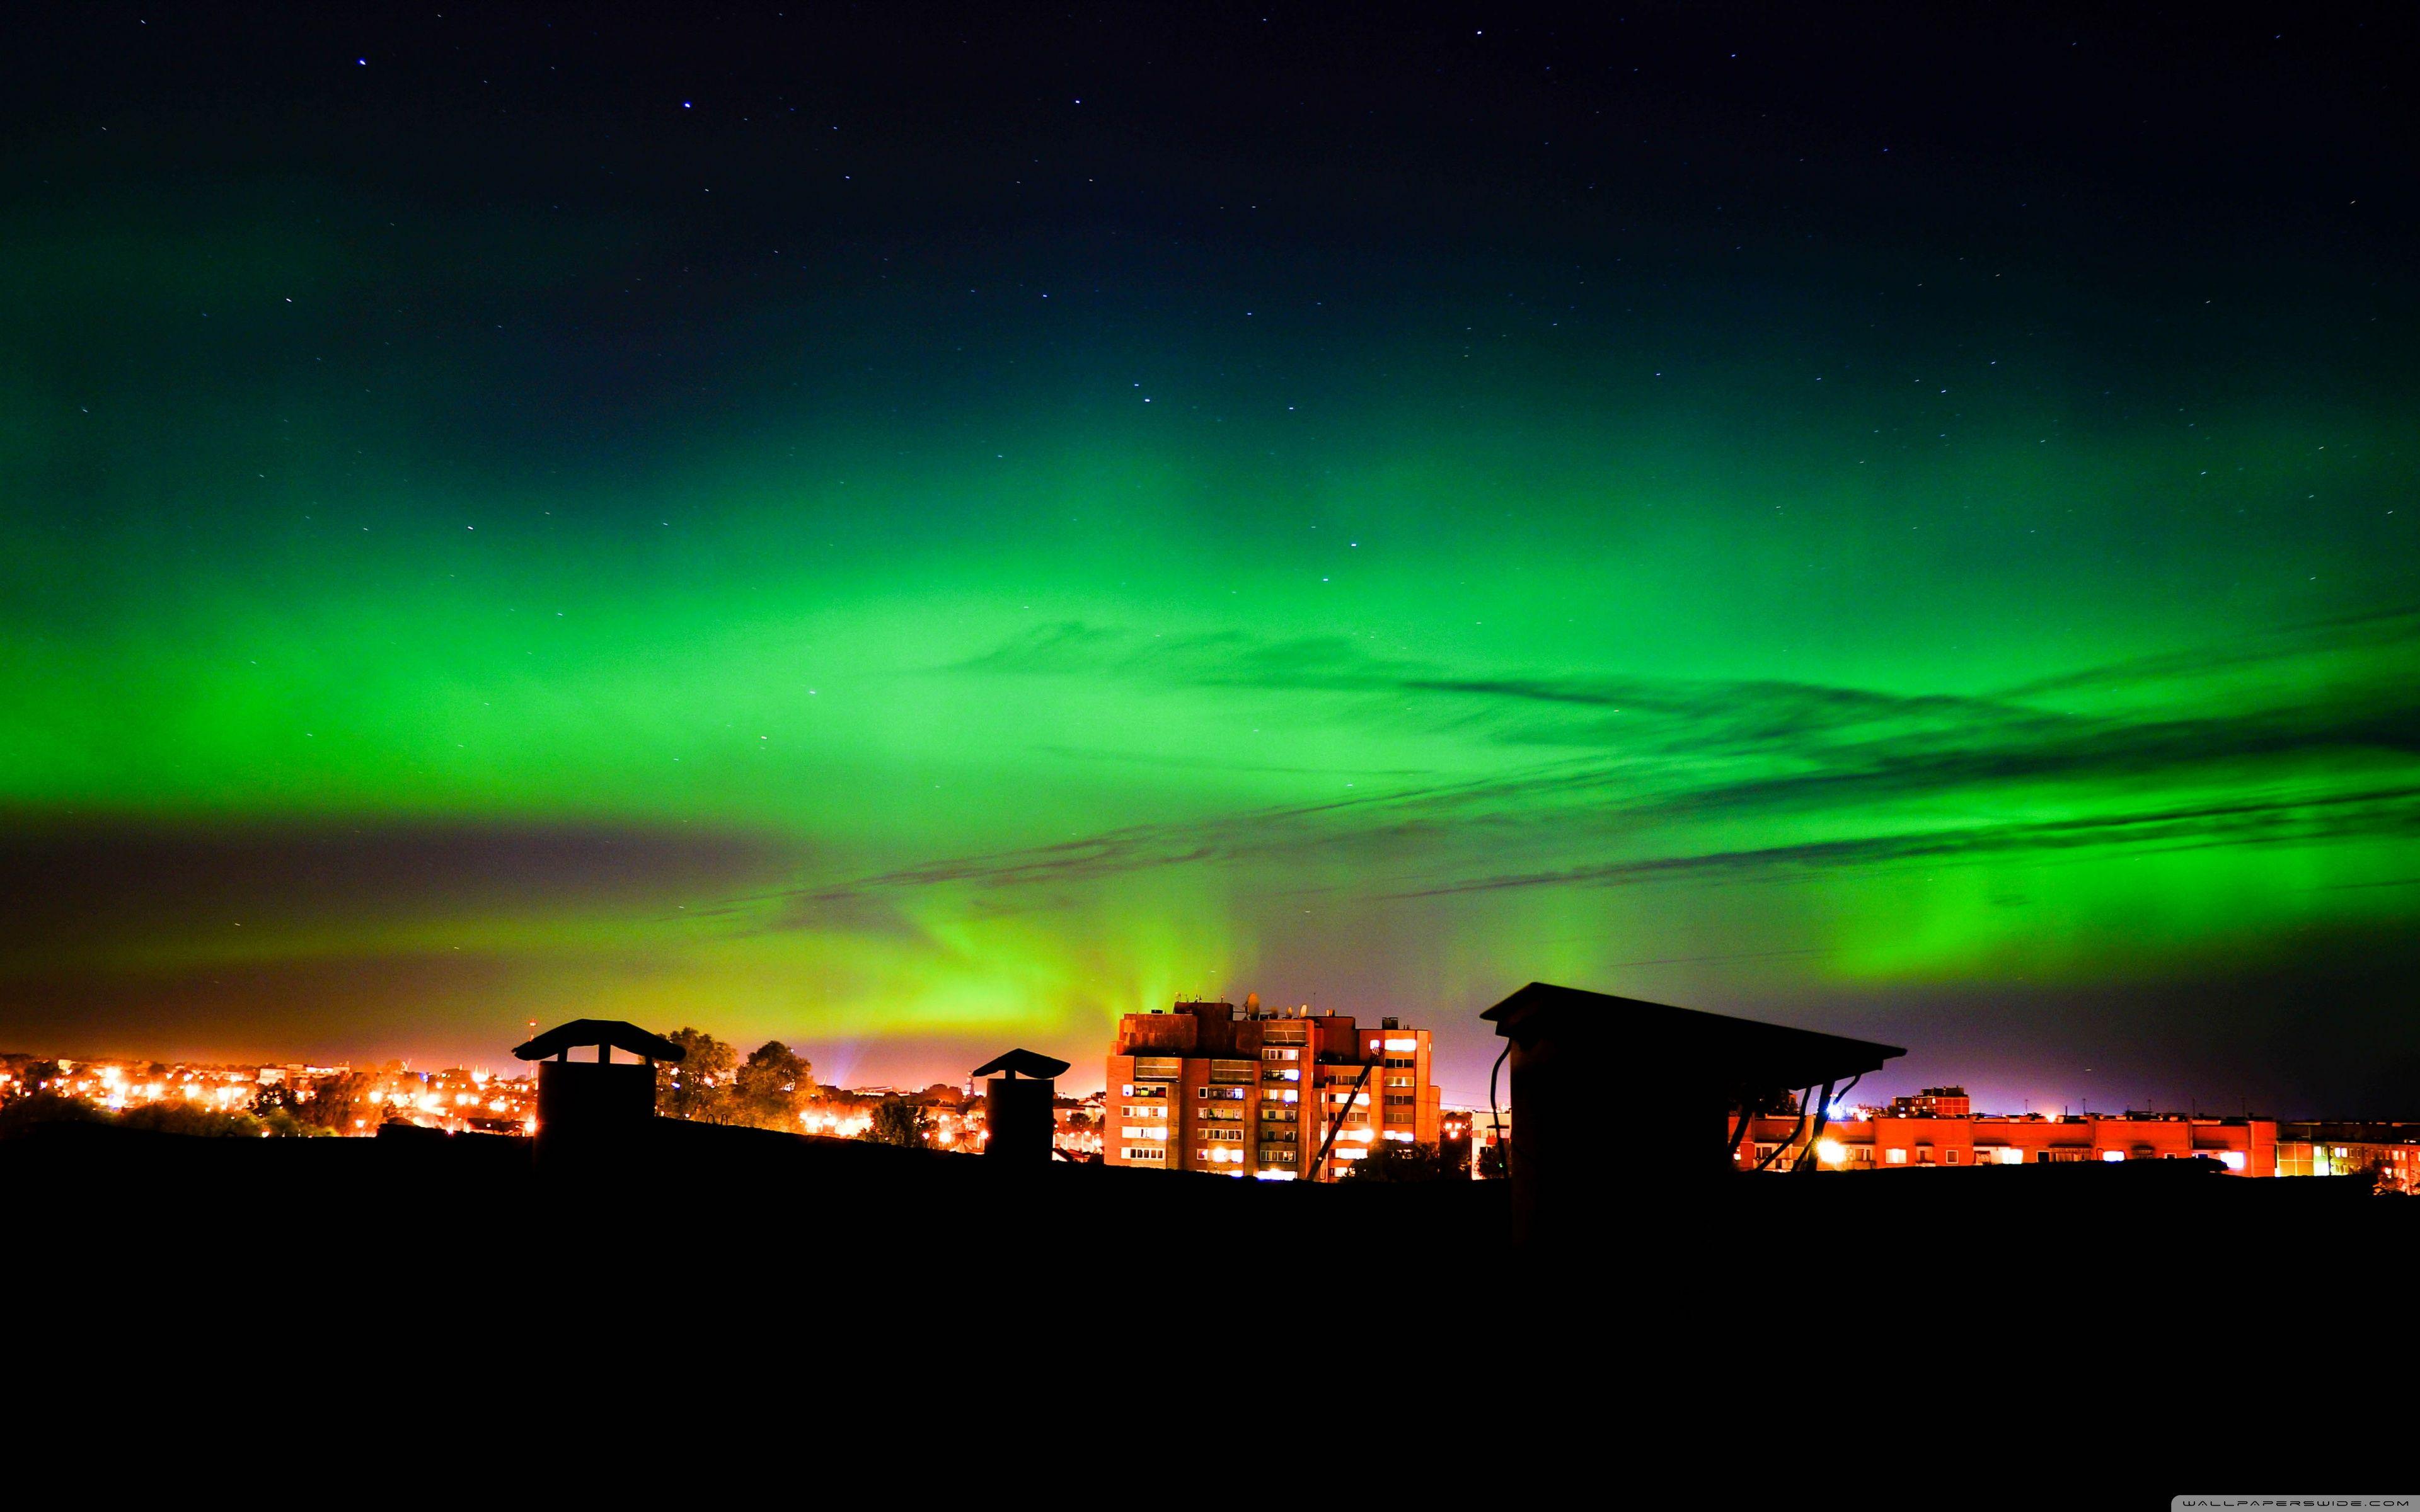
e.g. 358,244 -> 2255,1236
652,1027 -> 942,1147
652,1028 -> 814,1130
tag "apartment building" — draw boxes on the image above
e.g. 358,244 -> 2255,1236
1885,1086 -> 1972,1119
1104,997 -> 1443,1180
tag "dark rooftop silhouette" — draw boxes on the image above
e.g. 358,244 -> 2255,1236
8,985 -> 2411,1496
1484,981 -> 1910,1242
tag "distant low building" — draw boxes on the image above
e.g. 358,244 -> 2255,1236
1052,1092 -> 1103,1160
1465,1107 -> 1511,1181
1732,1108 -> 2277,1174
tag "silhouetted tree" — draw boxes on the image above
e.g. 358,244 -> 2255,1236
7,1060 -> 64,1103
1476,1143 -> 1507,1180
655,1027 -> 738,1123
0,1091 -> 100,1137
250,1083 -> 301,1119
301,1072 -> 373,1133
120,1104 -> 264,1137
733,1041 -> 813,1131
862,1098 -> 931,1148
1342,1140 -> 1446,1183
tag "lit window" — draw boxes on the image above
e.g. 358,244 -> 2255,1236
1884,1148 -> 1907,1165
1383,1038 -> 1418,1052
2101,1150 -> 2125,1162
2218,1151 -> 2247,1172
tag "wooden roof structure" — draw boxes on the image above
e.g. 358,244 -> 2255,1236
512,1019 -> 687,1063
1482,982 -> 1903,1089
969,1048 -> 1071,1080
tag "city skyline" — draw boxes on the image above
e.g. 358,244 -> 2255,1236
0,995 -> 2383,1123
3,11 -> 2415,1116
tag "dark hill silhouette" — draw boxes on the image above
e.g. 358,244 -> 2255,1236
13,997 -> 2411,1497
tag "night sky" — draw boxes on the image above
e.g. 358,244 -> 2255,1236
3,5 -> 2414,1113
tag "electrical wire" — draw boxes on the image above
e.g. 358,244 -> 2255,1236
1751,1085 -> 1816,1172
1486,1040 -> 1512,1176
1789,1073 -> 1860,1174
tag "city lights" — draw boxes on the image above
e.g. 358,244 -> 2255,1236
1714,1087 -> 2412,1190
0,1054 -> 540,1137
9,1040 -> 2406,1198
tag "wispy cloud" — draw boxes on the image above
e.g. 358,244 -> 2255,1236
1996,604 -> 2420,701
1388,784 -> 2420,899
751,607 -> 2420,918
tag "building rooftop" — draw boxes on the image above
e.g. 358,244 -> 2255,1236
970,1048 -> 1071,1080
511,1019 -> 686,1063
1481,982 -> 1904,1089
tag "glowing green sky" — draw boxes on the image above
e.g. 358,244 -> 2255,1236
3,9 -> 2414,1111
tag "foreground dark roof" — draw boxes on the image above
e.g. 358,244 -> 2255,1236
512,1019 -> 686,1063
970,1048 -> 1072,1080
1482,982 -> 1904,1088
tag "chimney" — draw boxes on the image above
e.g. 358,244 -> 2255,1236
970,1049 -> 1072,1162
509,1019 -> 686,1166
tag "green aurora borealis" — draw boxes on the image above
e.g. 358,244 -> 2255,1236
3,9 -> 2414,1109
